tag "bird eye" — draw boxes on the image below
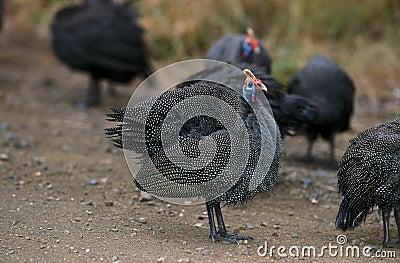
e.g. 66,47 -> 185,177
247,82 -> 254,88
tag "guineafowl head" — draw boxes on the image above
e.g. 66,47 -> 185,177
242,28 -> 260,60
242,69 -> 267,103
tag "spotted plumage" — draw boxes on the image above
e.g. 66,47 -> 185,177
106,69 -> 281,243
335,118 -> 400,247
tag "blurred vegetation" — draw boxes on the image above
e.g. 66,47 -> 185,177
4,0 -> 400,83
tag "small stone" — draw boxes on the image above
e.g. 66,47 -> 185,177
202,250 -> 211,255
157,257 -> 166,262
197,214 -> 208,220
260,222 -> 268,227
314,215 -> 324,222
89,179 -> 98,185
314,169 -> 329,177
272,232 -> 278,237
292,233 -> 299,238
193,223 -> 203,228
104,201 -> 114,207
303,178 -> 313,186
0,153 -> 10,161
4,132 -> 17,140
0,121 -> 10,130
246,223 -> 254,229
51,129 -> 61,137
288,212 -> 294,216
14,140 -> 28,149
272,225 -> 280,229
64,230 -> 70,234
32,156 -> 45,165
100,178 -> 109,184
178,258 -> 190,263
111,227 -> 118,232
138,217 -> 147,224
311,198 -> 318,204
139,193 -> 153,202
62,145 -> 69,152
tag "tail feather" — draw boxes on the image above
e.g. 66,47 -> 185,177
335,198 -> 369,231
105,107 -> 148,152
270,94 -> 318,136
335,201 -> 352,230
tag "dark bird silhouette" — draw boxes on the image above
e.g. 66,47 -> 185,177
105,68 -> 282,243
206,29 -> 272,74
335,119 -> 400,248
287,54 -> 355,164
51,0 -> 152,106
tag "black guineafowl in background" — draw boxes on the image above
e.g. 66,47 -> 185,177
206,29 -> 272,74
335,119 -> 400,248
287,54 -> 355,164
51,0 -> 153,106
106,68 -> 282,243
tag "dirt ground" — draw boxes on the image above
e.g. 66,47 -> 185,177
1,29 -> 399,263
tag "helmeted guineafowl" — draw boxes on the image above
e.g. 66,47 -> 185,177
335,118 -> 400,248
287,54 -> 355,164
234,63 -> 317,137
206,29 -> 272,74
105,67 -> 282,243
51,0 -> 153,106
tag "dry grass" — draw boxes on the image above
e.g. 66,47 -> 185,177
3,0 -> 400,115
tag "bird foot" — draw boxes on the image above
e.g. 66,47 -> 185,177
211,232 -> 253,244
382,241 -> 400,249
